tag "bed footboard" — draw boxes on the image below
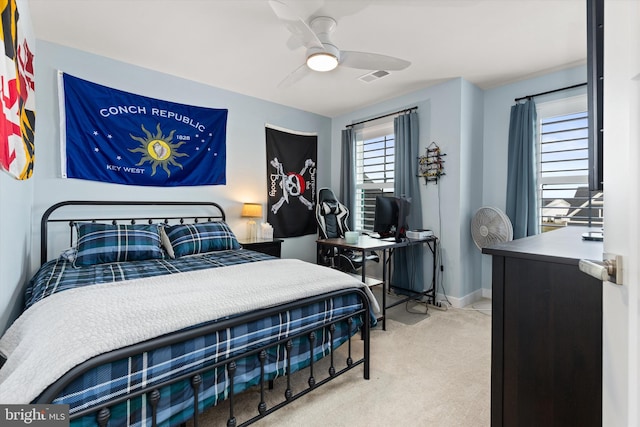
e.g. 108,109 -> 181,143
36,288 -> 371,427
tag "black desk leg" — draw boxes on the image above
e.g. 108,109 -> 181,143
432,240 -> 437,304
382,250 -> 387,331
428,240 -> 437,305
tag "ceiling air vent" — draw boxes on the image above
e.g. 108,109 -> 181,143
358,70 -> 390,83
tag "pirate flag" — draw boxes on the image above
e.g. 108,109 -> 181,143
265,125 -> 317,238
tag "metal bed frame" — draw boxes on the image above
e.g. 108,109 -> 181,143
33,200 -> 371,427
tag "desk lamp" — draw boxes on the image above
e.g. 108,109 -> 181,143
241,203 -> 263,240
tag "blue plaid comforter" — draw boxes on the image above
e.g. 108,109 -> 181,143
24,249 -> 367,427
24,248 -> 274,310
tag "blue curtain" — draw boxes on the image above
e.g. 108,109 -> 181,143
392,111 -> 425,294
340,128 -> 355,230
506,99 -> 539,238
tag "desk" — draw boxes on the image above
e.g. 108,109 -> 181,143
316,235 -> 437,330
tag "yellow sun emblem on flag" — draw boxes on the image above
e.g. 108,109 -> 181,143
129,124 -> 188,176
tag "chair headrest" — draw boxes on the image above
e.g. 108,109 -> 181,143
318,188 -> 338,204
321,200 -> 340,215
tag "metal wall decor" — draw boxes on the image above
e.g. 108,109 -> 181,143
418,142 -> 446,184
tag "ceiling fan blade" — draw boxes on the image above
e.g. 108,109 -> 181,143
277,63 -> 311,89
286,34 -> 305,51
268,0 -> 324,50
340,51 -> 411,71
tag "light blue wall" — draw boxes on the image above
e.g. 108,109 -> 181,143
459,80 -> 485,299
30,40 -> 332,276
332,78 -> 485,304
0,173 -> 33,334
331,66 -> 587,304
480,65 -> 587,292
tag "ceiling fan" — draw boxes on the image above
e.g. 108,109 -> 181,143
268,0 -> 411,88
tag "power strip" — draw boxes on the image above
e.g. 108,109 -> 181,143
427,302 -> 448,311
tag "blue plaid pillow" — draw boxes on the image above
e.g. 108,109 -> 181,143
73,223 -> 164,267
162,222 -> 240,258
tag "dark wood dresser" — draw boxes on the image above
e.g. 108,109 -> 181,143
483,226 -> 603,427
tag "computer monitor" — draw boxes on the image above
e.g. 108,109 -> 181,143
373,196 -> 397,238
373,195 -> 411,242
395,196 -> 411,241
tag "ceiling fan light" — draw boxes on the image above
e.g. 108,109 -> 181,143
306,52 -> 338,72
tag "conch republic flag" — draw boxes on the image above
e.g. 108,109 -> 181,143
58,72 -> 228,187
0,0 -> 36,180
266,125 -> 317,238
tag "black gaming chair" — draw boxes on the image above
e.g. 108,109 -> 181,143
315,188 -> 379,273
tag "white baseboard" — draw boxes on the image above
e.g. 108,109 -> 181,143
435,288 -> 492,308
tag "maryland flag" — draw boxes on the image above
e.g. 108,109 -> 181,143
0,0 -> 35,180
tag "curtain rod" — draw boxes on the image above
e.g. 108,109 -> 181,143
514,82 -> 587,102
346,106 -> 418,128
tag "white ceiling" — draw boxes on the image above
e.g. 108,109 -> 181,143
27,0 -> 587,117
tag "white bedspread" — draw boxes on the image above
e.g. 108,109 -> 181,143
0,259 -> 378,404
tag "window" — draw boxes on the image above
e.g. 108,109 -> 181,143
353,120 -> 395,231
537,95 -> 604,232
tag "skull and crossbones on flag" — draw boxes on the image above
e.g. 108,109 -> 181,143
265,126 -> 317,238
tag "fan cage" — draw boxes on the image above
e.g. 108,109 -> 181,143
471,207 -> 513,250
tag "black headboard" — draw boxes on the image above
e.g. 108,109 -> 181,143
40,200 -> 226,265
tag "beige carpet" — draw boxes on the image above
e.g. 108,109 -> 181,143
191,298 -> 491,427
